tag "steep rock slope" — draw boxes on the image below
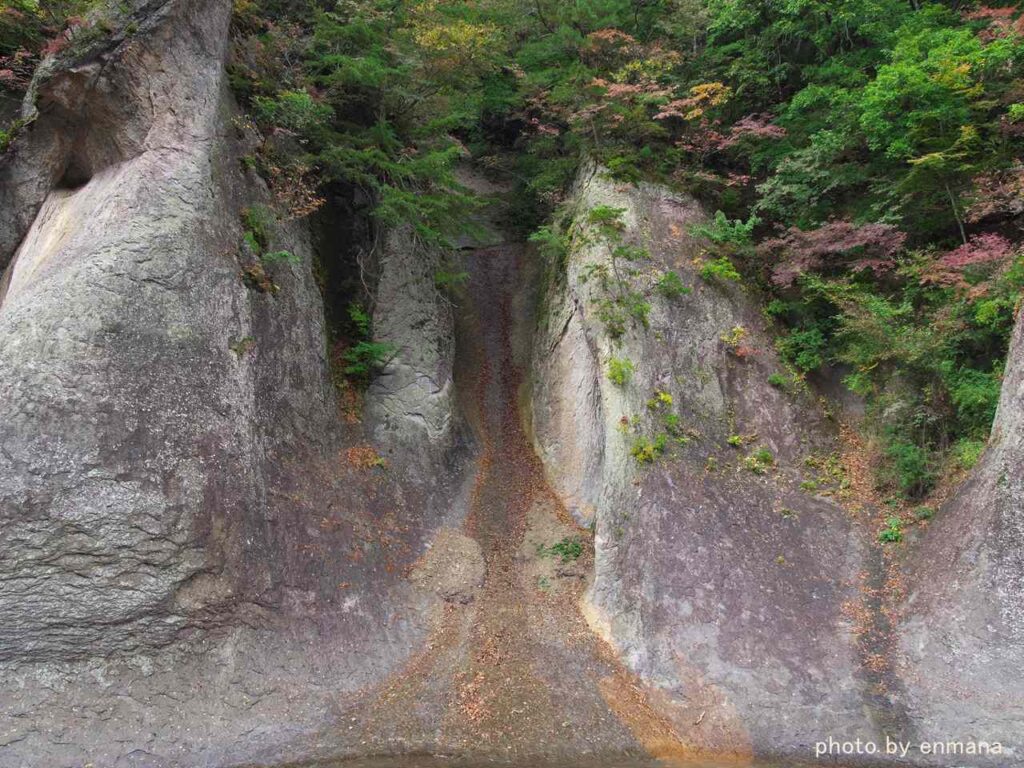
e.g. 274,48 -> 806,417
0,0 -> 272,663
897,315 -> 1024,763
0,1 -> 464,764
530,166 -> 884,759
365,226 -> 459,464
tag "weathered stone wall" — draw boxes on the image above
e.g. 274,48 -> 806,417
531,165 -> 879,758
0,1 -> 464,763
897,315 -> 1024,762
0,0 -> 274,662
364,225 -> 459,465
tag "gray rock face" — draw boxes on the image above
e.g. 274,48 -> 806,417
0,0 -> 264,662
0,1 -> 464,763
531,166 -> 880,758
897,314 -> 1024,763
364,226 -> 459,462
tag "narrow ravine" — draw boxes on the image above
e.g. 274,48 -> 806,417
343,244 -> 707,765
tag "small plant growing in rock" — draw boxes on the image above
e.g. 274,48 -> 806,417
348,304 -> 372,336
743,447 -> 774,474
914,506 -> 935,521
241,262 -> 278,293
656,270 -> 691,299
540,536 -> 584,563
343,341 -> 397,380
583,205 -> 655,339
952,438 -> 985,470
631,433 -> 668,464
699,256 -> 742,283
767,372 -> 790,389
878,516 -> 904,543
720,325 -> 748,350
586,204 -> 627,234
705,455 -> 719,472
0,118 -> 27,154
338,303 -> 397,383
727,434 -> 743,447
663,413 -> 690,443
529,225 -> 570,272
626,294 -> 652,327
612,244 -> 648,262
242,205 -> 273,252
646,390 -> 673,410
608,357 -> 635,386
345,445 -> 388,469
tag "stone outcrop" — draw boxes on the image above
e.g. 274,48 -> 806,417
2,1 -> 1023,762
897,316 -> 1024,763
0,1 -> 464,764
0,0 -> 274,663
530,165 -> 881,758
364,225 -> 459,463
530,164 -> 1024,765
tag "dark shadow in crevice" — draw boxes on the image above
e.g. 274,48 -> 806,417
55,158 -> 93,191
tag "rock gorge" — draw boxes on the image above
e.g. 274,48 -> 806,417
0,1 -> 1022,766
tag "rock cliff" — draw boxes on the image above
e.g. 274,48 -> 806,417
0,1 -> 463,763
1,3 -> 1023,765
897,315 -> 1024,761
530,165 -> 889,758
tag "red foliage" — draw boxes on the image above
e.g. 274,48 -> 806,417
40,33 -> 70,56
582,28 -> 637,63
719,113 -> 787,148
967,167 -> 1024,222
759,220 -> 907,286
673,117 -> 730,165
921,233 -> 1016,289
964,5 -> 1024,41
673,114 -> 783,165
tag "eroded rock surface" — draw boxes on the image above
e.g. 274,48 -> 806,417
531,165 -> 880,758
0,1 -> 463,764
364,225 -> 459,463
2,1 -> 1023,763
897,315 -> 1024,762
